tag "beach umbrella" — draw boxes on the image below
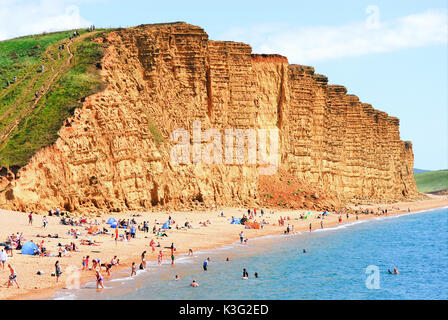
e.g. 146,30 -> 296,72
107,217 -> 117,224
21,241 -> 38,255
110,223 -> 117,228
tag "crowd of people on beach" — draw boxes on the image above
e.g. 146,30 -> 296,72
0,204 -> 407,294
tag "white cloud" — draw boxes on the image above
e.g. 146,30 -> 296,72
0,0 -> 92,41
219,9 -> 448,64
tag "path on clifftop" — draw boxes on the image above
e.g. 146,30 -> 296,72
0,32 -> 97,146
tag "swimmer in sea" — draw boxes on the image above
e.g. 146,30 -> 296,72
254,272 -> 258,278
242,268 -> 249,279
190,280 -> 199,287
226,257 -> 230,262
303,249 -> 306,253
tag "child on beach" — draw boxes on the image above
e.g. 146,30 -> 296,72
158,250 -> 163,265
85,256 -> 90,270
131,262 -> 136,276
6,264 -> 19,288
96,270 -> 104,289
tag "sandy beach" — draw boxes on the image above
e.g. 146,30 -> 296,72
0,194 -> 446,300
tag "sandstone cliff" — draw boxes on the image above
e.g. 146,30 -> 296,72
0,22 -> 418,213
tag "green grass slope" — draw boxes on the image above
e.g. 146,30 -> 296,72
414,169 -> 448,193
0,29 -> 110,168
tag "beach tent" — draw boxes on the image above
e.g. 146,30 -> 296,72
21,241 -> 38,255
161,221 -> 170,229
107,217 -> 117,224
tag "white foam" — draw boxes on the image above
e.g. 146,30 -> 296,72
108,276 -> 134,282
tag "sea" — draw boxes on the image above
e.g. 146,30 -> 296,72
53,207 -> 448,300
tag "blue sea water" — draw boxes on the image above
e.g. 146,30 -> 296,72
54,207 -> 448,300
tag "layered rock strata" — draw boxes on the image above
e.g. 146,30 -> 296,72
0,22 -> 418,213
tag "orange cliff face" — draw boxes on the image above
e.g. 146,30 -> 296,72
0,22 -> 418,214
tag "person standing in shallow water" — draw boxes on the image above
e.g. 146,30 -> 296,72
96,270 -> 104,289
309,223 -> 312,232
141,251 -> 146,269
131,262 -> 137,276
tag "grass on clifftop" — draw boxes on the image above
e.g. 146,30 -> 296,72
0,29 -> 110,167
414,169 -> 448,193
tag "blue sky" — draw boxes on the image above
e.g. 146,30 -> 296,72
2,0 -> 447,170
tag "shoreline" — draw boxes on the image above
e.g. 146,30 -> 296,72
4,195 -> 448,300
